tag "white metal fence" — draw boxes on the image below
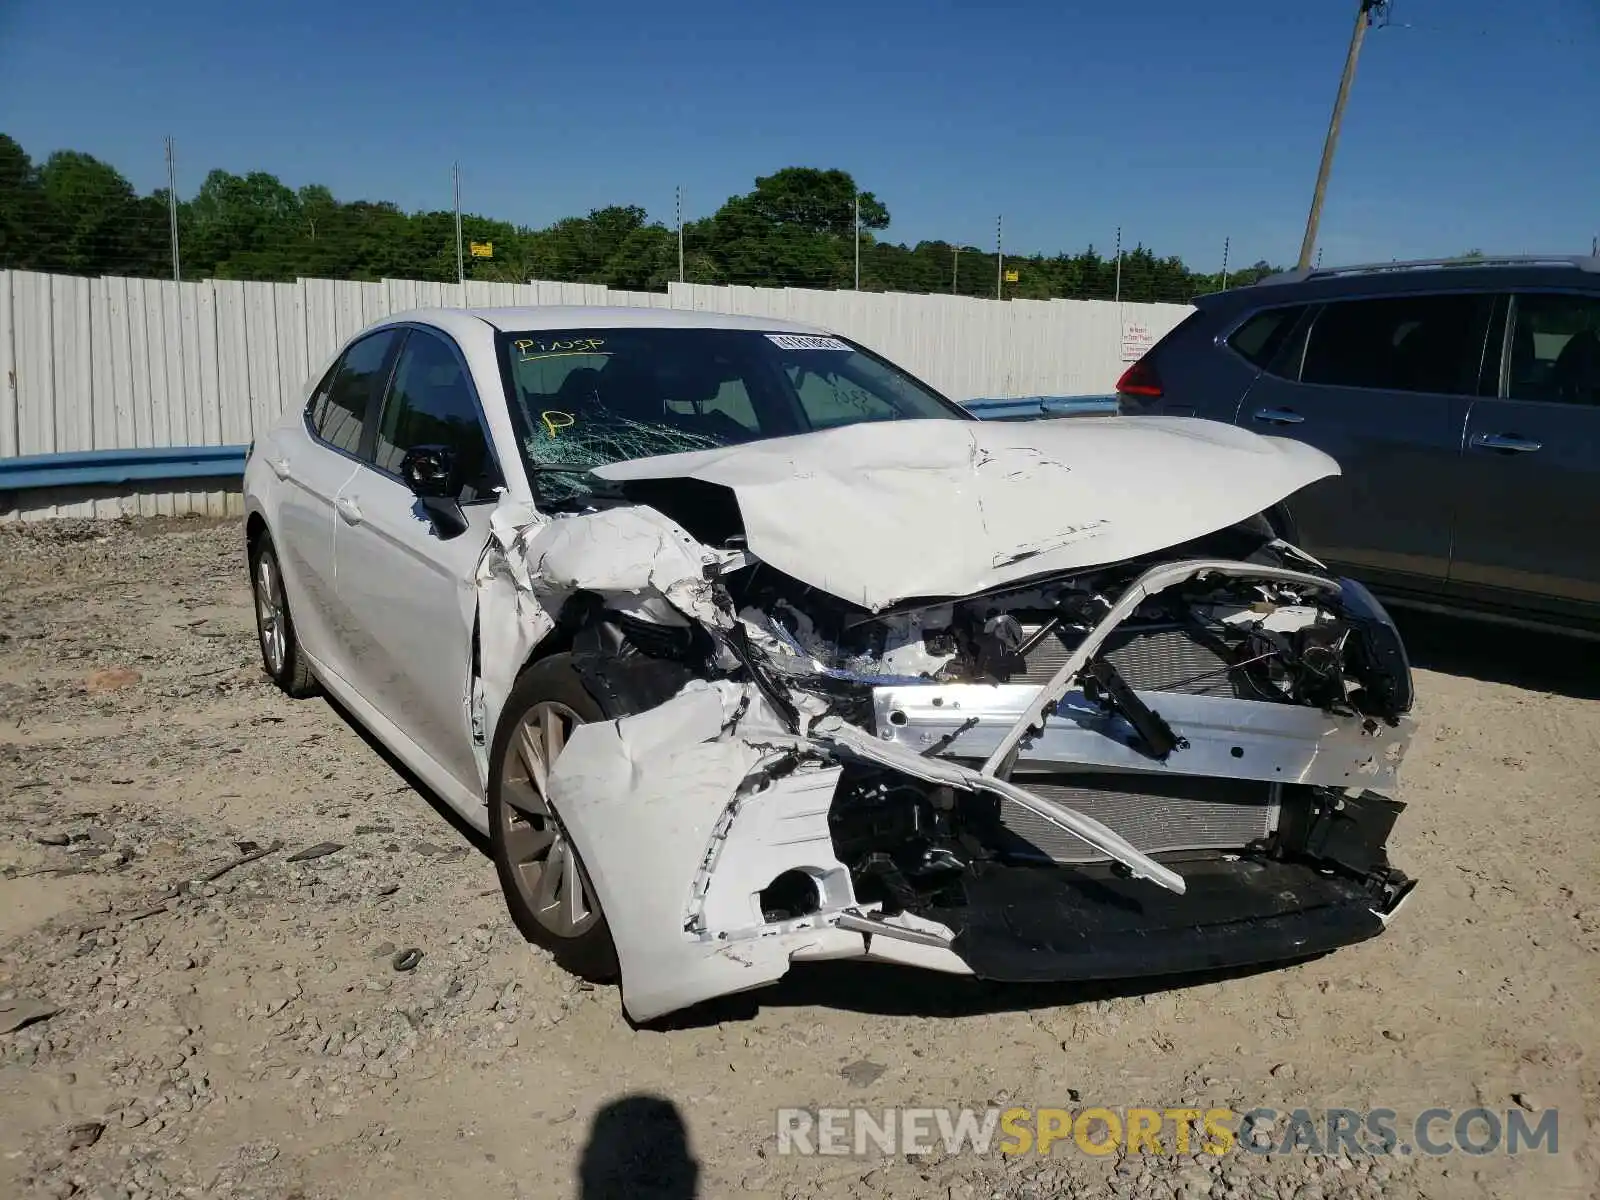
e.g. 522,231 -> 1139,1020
0,269 -> 1193,519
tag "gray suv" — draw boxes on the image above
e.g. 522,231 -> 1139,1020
1118,256 -> 1600,634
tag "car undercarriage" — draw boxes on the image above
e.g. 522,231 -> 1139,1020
469,418 -> 1418,1022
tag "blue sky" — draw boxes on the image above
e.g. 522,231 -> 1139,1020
2,0 -> 1595,270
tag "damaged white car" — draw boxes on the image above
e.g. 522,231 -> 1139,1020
243,307 -> 1417,1023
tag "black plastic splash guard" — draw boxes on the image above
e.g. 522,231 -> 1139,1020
921,855 -> 1388,983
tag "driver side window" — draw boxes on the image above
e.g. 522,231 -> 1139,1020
374,329 -> 501,501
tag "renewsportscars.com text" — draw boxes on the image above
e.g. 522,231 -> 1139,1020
775,1106 -> 1559,1158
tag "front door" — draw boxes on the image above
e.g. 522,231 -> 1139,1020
1450,290 -> 1600,612
270,329 -> 402,668
1238,291 -> 1491,587
332,327 -> 505,793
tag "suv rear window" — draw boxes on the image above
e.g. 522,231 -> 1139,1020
1227,307 -> 1306,367
1300,294 -> 1488,396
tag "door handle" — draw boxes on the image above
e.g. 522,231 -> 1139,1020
1252,408 -> 1305,426
335,495 -> 363,524
270,456 -> 293,481
1470,432 -> 1542,454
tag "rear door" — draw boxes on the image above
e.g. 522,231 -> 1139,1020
1449,290 -> 1600,611
1238,292 -> 1491,586
331,326 -> 505,791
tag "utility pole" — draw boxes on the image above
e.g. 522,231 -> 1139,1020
1298,0 -> 1387,270
996,215 -> 1003,300
453,162 -> 465,288
676,186 -> 685,283
952,245 -> 959,294
853,193 -> 861,290
1220,235 -> 1231,291
164,136 -> 181,283
1114,226 -> 1123,303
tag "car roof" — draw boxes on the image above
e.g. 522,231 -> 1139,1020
406,305 -> 832,335
1194,255 -> 1600,311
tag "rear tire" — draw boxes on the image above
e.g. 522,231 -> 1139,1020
249,533 -> 318,698
487,655 -> 619,982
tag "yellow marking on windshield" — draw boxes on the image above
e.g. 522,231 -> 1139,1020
518,350 -> 613,363
540,410 -> 576,438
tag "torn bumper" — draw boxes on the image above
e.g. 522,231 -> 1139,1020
547,684 -> 974,1022
484,506 -> 1418,1023
548,681 -> 1414,1023
924,852 -> 1413,984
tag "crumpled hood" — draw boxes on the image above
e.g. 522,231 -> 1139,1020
593,416 -> 1338,610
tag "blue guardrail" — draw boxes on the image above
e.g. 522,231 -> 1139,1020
0,445 -> 250,492
960,395 -> 1119,421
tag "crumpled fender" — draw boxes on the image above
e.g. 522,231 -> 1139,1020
547,682 -> 869,1022
471,499 -> 737,787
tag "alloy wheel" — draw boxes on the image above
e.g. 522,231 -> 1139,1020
495,700 -> 600,938
254,552 -> 287,676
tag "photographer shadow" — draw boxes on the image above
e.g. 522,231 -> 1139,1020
578,1093 -> 699,1200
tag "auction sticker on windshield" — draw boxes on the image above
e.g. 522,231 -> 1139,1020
766,333 -> 851,351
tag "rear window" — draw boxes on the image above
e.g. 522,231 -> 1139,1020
1299,294 -> 1489,396
1227,307 -> 1307,367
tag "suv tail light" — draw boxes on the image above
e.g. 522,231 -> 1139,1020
1115,358 -> 1163,399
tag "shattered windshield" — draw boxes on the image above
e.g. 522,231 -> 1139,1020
498,327 -> 968,506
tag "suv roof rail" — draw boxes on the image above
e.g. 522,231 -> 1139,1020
1256,255 -> 1600,286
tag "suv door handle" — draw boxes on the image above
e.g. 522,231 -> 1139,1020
1252,408 -> 1305,426
335,495 -> 363,524
1470,432 -> 1542,454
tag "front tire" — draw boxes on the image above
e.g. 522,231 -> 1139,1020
487,655 -> 619,982
250,534 -> 318,698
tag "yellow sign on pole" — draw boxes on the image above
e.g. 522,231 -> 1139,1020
1004,269 -> 1019,283
469,241 -> 494,259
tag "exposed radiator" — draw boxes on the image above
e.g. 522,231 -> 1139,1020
1017,624 -> 1239,697
999,772 -> 1278,865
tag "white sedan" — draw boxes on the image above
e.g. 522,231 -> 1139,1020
244,307 -> 1418,1022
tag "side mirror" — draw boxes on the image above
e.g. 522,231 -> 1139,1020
400,444 -> 457,498
399,445 -> 468,539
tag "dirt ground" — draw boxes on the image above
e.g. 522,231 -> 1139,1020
0,516 -> 1596,1200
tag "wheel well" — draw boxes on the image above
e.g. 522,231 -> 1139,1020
246,512 -> 267,553
516,628 -> 576,678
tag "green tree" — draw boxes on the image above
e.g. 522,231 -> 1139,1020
186,169 -> 305,278
0,131 -> 1286,299
35,150 -> 165,276
0,134 -> 44,269
707,168 -> 886,288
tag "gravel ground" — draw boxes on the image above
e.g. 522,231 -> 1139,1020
1,516 -> 1597,1200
